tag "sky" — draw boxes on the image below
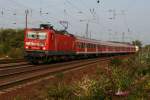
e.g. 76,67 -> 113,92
0,0 -> 150,44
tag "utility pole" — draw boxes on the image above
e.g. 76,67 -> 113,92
1,9 -> 4,29
85,23 -> 89,38
122,32 -> 125,42
25,9 -> 29,29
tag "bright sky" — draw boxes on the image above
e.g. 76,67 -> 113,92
0,0 -> 150,44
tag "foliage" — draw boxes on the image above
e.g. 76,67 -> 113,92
72,75 -> 108,100
125,47 -> 150,99
110,58 -> 123,67
47,83 -> 73,100
55,72 -> 65,80
46,49 -> 150,99
111,67 -> 132,92
47,75 -> 112,100
128,79 -> 148,100
0,29 -> 24,58
132,40 -> 142,49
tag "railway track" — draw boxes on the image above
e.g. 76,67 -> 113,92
0,59 -> 25,64
0,57 -> 111,92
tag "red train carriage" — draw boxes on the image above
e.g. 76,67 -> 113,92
74,37 -> 137,55
24,24 -> 138,63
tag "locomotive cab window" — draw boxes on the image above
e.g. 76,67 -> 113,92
27,32 -> 36,39
27,32 -> 47,40
38,32 -> 47,40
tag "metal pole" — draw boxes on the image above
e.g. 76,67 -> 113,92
85,23 -> 89,38
25,9 -> 29,29
122,32 -> 125,42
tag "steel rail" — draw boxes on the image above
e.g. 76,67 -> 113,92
0,59 -> 25,64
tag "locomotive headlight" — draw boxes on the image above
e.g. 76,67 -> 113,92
42,47 -> 46,50
25,46 -> 29,49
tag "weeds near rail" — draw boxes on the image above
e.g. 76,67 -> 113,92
14,96 -> 22,100
45,49 -> 150,100
55,72 -> 64,80
47,82 -> 74,100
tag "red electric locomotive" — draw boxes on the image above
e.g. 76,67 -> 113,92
24,24 -> 138,63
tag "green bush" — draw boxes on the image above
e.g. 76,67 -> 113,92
40,45 -> 150,99
0,29 -> 24,58
8,48 -> 24,58
47,83 -> 73,100
110,58 -> 123,67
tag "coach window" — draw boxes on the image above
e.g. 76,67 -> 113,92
77,42 -> 80,48
88,43 -> 90,48
83,43 -> 85,48
87,43 -> 90,48
76,42 -> 78,48
104,46 -> 106,50
79,43 -> 81,48
94,44 -> 96,48
81,43 -> 83,48
99,45 -> 101,49
78,43 -> 80,48
80,43 -> 82,48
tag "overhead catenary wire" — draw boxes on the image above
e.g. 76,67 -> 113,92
0,0 -> 104,33
2,0 -> 64,28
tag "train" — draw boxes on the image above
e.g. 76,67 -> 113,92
24,24 -> 139,63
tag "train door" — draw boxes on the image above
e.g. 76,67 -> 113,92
96,44 -> 98,53
85,43 -> 87,53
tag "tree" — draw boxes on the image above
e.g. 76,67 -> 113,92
132,40 -> 142,49
0,29 -> 24,58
